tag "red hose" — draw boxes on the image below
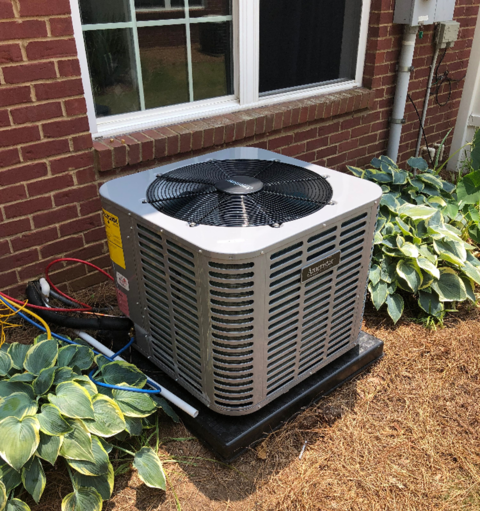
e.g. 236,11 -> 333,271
45,258 -> 113,309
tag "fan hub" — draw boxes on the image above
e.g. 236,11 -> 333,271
215,175 -> 264,195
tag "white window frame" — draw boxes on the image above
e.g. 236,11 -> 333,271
70,0 -> 371,139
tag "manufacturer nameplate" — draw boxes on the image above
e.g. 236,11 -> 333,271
301,251 -> 340,283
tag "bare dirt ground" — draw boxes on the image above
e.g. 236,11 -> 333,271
5,283 -> 480,511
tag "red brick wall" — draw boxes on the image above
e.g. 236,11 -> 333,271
0,0 -> 479,297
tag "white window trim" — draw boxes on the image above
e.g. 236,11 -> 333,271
69,0 -> 371,139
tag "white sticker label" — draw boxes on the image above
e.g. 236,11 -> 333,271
116,272 -> 129,291
418,15 -> 429,22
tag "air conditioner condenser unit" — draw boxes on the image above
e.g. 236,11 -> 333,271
100,147 -> 382,415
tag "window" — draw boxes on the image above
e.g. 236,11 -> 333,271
70,0 -> 371,137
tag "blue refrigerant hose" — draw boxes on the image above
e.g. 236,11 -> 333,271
0,295 -> 161,394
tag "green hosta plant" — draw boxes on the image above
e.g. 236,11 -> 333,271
347,154 -> 480,323
0,335 -> 178,510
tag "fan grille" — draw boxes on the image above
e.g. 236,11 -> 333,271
146,159 -> 333,227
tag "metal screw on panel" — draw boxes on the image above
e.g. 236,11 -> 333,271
142,199 -> 147,203
322,175 -> 330,179
323,223 -> 326,227
189,222 -> 197,227
272,223 -> 281,228
126,236 -> 130,239
199,250 -> 202,253
128,213 -> 131,216
329,201 -> 337,206
374,201 -> 378,204
261,251 -> 264,254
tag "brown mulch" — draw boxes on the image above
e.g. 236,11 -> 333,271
3,285 -> 480,511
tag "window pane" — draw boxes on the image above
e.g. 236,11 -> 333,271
135,0 -> 186,21
259,0 -> 362,94
191,21 -> 233,101
84,29 -> 140,116
189,0 -> 231,19
138,26 -> 190,109
79,0 -> 131,24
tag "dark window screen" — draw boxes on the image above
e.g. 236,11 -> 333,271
259,0 -> 362,94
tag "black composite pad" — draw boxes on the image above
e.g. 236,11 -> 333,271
102,330 -> 384,461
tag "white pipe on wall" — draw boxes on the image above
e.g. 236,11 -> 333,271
387,25 -> 419,162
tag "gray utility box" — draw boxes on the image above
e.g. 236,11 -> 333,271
394,0 -> 456,25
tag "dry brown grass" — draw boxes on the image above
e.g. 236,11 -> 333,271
4,285 -> 480,511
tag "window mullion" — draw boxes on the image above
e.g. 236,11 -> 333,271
238,0 -> 259,106
184,0 -> 195,103
128,0 -> 146,110
355,0 -> 372,86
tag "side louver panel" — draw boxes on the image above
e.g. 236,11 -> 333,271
137,224 -> 203,396
209,262 -> 256,410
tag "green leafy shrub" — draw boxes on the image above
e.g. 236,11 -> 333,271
347,153 -> 480,323
0,335 -> 177,510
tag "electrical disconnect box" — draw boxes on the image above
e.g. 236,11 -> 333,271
394,0 -> 456,25
435,20 -> 460,48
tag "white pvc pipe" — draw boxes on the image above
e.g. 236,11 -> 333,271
387,25 -> 419,162
73,330 -> 199,418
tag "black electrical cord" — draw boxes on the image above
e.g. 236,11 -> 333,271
407,93 -> 434,165
431,46 -> 467,107
26,282 -> 133,331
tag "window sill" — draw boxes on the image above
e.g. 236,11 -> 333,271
92,87 -> 375,172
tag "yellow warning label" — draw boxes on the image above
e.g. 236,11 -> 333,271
103,209 -> 126,269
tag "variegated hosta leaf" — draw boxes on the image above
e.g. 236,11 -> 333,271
416,257 -> 440,280
368,280 -> 388,311
61,487 -> 102,511
0,393 -> 37,421
70,376 -> 97,398
369,264 -> 381,286
73,461 -> 114,500
101,361 -> 147,388
0,481 -> 6,511
21,456 -> 46,503
60,420 -> 94,463
0,416 -> 40,471
133,447 -> 166,490
67,436 -> 109,477
23,341 -> 58,376
386,294 -> 404,324
125,416 -> 143,436
460,276 -> 476,302
36,431 -> 63,465
0,352 -> 12,377
418,290 -> 444,317
397,259 -> 422,293
152,396 -> 179,423
5,499 -> 31,511
8,374 -> 35,383
0,459 -> 21,493
37,404 -> 73,436
7,344 -> 29,371
48,382 -> 95,420
433,239 -> 466,266
57,345 -> 94,372
112,390 -> 157,418
398,204 -> 436,220
0,382 -> 34,400
83,395 -> 126,438
53,368 -> 78,385
32,367 -> 56,396
431,269 -> 467,302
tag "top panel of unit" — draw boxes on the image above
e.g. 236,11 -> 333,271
100,148 -> 382,256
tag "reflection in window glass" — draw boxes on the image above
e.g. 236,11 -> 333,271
79,0 -> 131,24
138,26 -> 190,109
191,21 -> 233,101
189,0 -> 230,18
135,0 -> 185,21
84,29 -> 140,116
259,0 -> 362,94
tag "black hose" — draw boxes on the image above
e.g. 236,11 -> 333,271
26,282 -> 133,331
47,286 -> 111,313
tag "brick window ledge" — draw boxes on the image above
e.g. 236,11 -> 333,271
93,87 -> 375,172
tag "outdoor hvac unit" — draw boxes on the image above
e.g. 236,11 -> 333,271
100,148 -> 381,416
